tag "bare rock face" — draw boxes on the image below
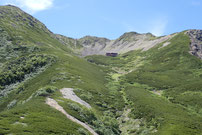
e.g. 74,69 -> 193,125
78,32 -> 176,56
56,32 -> 176,56
78,36 -> 110,56
187,30 -> 202,59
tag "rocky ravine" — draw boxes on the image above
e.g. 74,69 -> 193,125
187,29 -> 202,59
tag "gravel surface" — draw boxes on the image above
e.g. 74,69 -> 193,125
60,88 -> 91,109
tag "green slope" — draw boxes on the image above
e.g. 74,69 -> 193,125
86,32 -> 202,134
0,5 -> 124,135
125,33 -> 202,114
1,5 -> 202,135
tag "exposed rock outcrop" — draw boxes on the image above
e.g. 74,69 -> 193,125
57,32 -> 176,56
187,30 -> 202,59
78,36 -> 110,56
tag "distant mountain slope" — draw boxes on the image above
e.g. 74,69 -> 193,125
57,29 -> 202,60
86,32 -> 202,134
56,31 -> 177,56
0,5 -> 124,134
0,5 -> 202,135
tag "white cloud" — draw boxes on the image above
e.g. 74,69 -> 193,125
2,0 -> 54,14
149,18 -> 168,36
122,18 -> 168,36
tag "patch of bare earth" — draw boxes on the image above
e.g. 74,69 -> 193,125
46,98 -> 98,135
152,90 -> 163,96
60,88 -> 91,109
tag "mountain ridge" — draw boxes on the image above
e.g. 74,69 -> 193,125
0,5 -> 202,135
1,5 -> 200,58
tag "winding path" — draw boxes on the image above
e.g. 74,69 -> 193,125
46,98 -> 98,135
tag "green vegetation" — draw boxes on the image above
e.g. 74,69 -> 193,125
86,55 -> 123,66
1,5 -> 202,135
125,85 -> 202,135
56,97 -> 120,135
125,33 -> 202,114
0,5 -> 125,135
0,54 -> 54,89
86,33 -> 202,134
35,86 -> 57,97
0,98 -> 90,135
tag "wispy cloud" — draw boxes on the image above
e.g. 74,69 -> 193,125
2,0 -> 54,14
191,1 -> 201,6
122,17 -> 168,36
149,18 -> 168,36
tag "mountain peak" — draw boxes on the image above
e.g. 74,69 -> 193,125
80,35 -> 110,41
0,5 -> 23,14
0,5 -> 53,36
79,36 -> 110,47
5,4 -> 20,8
121,31 -> 140,37
116,32 -> 141,42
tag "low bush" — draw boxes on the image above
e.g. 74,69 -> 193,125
0,54 -> 55,89
77,128 -> 89,135
35,86 -> 57,97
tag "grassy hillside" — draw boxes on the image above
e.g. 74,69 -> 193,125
1,5 -> 202,135
125,33 -> 202,114
0,5 -> 125,135
86,32 -> 202,134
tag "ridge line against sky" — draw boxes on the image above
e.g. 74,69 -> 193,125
0,0 -> 202,39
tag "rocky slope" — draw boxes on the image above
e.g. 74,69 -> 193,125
57,29 -> 202,60
187,29 -> 202,59
57,32 -> 178,56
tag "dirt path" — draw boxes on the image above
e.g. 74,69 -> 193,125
60,88 -> 91,109
46,98 -> 98,135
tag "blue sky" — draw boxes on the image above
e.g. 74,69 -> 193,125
0,0 -> 202,39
